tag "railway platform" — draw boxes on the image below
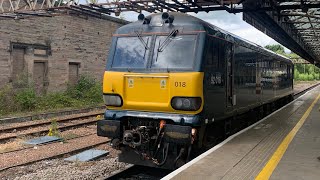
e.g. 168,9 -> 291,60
163,85 -> 320,180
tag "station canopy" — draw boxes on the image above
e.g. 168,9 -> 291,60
0,0 -> 319,66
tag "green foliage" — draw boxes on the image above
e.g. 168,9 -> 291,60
0,85 -> 17,115
0,75 -> 103,116
265,44 -> 285,55
48,119 -> 60,137
294,64 -> 320,81
294,69 -> 299,79
36,93 -> 77,110
12,72 -> 29,88
66,75 -> 102,104
15,88 -> 37,111
298,74 -> 306,81
286,53 -> 300,59
86,0 -> 98,3
67,75 -> 96,99
308,74 -> 314,81
265,44 -> 320,81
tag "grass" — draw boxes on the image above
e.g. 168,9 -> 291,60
0,75 -> 103,118
0,138 -> 25,153
48,119 -> 60,137
62,133 -> 80,141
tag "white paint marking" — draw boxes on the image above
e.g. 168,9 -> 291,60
162,88 -> 314,180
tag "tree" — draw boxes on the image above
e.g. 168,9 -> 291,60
294,69 -> 300,79
265,44 -> 285,55
86,0 -> 98,3
264,44 -> 320,81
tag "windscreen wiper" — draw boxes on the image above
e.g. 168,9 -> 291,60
158,29 -> 179,52
134,31 -> 149,50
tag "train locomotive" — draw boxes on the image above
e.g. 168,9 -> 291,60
97,12 -> 294,169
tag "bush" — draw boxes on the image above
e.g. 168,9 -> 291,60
66,75 -> 102,105
67,75 -> 97,98
294,69 -> 300,80
0,85 -> 17,115
0,75 -> 103,117
294,64 -> 320,81
307,74 -> 314,81
36,93 -> 77,110
15,88 -> 37,111
298,74 -> 307,81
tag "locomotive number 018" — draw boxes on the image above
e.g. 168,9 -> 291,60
175,82 -> 186,87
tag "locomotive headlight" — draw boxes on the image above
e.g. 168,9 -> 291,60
175,98 -> 183,109
103,94 -> 122,107
171,97 -> 202,111
183,99 -> 191,108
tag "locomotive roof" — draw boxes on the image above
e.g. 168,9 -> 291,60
115,12 -> 292,64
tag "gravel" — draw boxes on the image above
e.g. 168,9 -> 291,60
0,134 -> 109,170
0,157 -> 128,180
293,81 -> 320,94
0,127 -> 96,154
0,142 -> 127,180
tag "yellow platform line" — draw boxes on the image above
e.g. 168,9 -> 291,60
256,93 -> 320,180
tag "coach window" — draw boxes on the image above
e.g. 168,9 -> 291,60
287,65 -> 292,79
205,38 -> 213,66
205,37 -> 220,68
218,41 -> 226,69
212,38 -> 219,68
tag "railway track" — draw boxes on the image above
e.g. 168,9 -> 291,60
0,131 -> 97,155
0,111 -> 103,133
294,82 -> 320,98
0,111 -> 113,172
106,165 -> 172,180
0,112 -> 104,143
0,134 -> 110,171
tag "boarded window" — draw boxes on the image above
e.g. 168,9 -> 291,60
12,48 -> 25,86
33,62 -> 48,94
69,63 -> 80,85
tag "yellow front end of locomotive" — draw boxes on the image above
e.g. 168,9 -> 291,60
103,71 -> 204,115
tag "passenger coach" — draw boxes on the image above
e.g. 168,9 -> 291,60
97,12 -> 294,169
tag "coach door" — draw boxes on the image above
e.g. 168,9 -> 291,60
226,43 -> 235,108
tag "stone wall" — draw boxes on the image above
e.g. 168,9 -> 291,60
0,14 -> 127,92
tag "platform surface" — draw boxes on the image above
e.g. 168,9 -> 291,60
164,85 -> 320,180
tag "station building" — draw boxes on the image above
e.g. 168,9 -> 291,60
0,14 -> 127,93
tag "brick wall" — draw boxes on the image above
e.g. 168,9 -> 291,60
0,14 -> 127,92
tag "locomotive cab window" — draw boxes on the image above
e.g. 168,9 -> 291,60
112,36 -> 151,69
152,35 -> 197,69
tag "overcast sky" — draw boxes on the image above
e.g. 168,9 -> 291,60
189,11 -> 279,47
117,11 -> 290,52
